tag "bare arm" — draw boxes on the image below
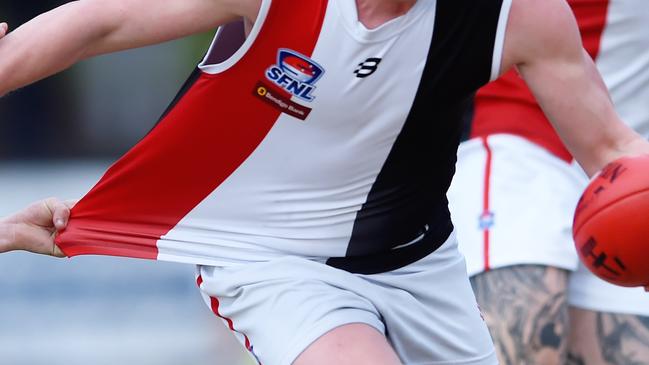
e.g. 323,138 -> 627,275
0,0 -> 260,96
500,0 -> 649,176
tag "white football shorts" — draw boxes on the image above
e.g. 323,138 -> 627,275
449,134 -> 649,316
196,231 -> 497,365
448,134 -> 586,276
569,262 -> 649,316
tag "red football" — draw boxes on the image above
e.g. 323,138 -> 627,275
573,155 -> 649,287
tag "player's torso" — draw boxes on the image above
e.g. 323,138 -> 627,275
469,0 -> 649,160
168,0 -> 440,261
58,0 -> 508,270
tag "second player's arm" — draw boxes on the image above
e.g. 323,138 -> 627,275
501,0 -> 649,176
0,0 -> 259,97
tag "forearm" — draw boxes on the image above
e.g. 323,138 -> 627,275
0,0 -> 247,97
0,220 -> 17,253
501,0 -> 649,176
521,52 -> 649,175
0,2 -> 115,96
585,129 -> 649,176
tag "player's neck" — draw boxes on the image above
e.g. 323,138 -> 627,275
355,0 -> 417,29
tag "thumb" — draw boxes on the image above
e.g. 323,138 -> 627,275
0,23 -> 8,38
49,199 -> 71,230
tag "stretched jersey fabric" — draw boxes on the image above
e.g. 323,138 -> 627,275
469,0 -> 649,161
56,0 -> 512,273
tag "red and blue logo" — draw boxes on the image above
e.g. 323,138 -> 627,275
266,49 -> 325,102
479,211 -> 495,230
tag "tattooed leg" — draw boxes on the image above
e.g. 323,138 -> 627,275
470,265 -> 570,365
568,307 -> 649,365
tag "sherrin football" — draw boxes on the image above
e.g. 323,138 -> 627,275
573,155 -> 649,287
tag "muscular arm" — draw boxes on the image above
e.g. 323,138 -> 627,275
500,0 -> 649,176
0,0 -> 260,96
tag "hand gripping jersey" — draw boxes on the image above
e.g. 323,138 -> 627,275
56,0 -> 512,273
468,0 -> 649,161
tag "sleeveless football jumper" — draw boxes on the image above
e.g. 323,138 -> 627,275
468,0 -> 649,161
56,0 -> 512,274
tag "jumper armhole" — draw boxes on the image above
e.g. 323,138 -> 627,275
490,0 -> 513,81
199,0 -> 272,74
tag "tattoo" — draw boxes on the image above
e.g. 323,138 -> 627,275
470,265 -> 570,365
599,313 -> 649,364
566,352 -> 586,365
569,309 -> 649,365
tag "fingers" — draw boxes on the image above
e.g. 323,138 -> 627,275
45,198 -> 71,230
0,198 -> 71,258
10,197 -> 73,230
63,199 -> 78,209
0,23 -> 8,38
48,199 -> 73,258
51,240 -> 65,258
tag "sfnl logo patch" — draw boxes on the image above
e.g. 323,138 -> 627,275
253,49 -> 325,120
267,49 -> 325,101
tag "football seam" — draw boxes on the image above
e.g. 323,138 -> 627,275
573,187 -> 649,238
